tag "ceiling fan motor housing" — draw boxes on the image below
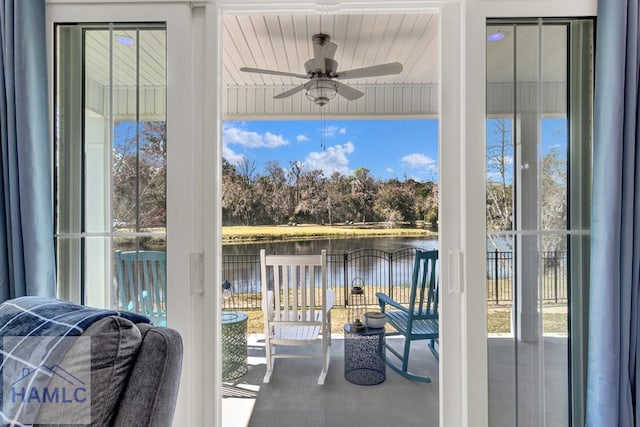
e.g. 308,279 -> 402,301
312,33 -> 331,45
304,58 -> 338,77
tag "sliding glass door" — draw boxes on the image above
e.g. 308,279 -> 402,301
48,3 -> 202,424
485,18 -> 593,427
55,24 -> 167,319
47,2 -> 596,426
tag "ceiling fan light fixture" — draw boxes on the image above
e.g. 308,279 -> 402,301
305,79 -> 338,106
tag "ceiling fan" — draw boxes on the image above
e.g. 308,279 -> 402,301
240,33 -> 403,106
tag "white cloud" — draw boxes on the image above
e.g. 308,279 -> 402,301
296,134 -> 310,142
487,171 -> 504,182
399,153 -> 438,181
263,132 -> 288,147
322,126 -> 347,138
302,141 -> 355,176
222,144 -> 245,165
223,123 -> 289,148
385,167 -> 394,173
401,153 -> 436,169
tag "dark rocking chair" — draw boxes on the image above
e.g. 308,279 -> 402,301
376,249 -> 439,382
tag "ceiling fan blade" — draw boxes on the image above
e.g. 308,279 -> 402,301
273,84 -> 306,99
335,61 -> 403,80
335,81 -> 364,101
240,67 -> 308,79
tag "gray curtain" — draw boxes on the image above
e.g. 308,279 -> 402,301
587,1 -> 640,426
0,0 -> 55,302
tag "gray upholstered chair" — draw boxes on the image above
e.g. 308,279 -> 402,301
110,322 -> 183,427
36,317 -> 183,427
0,296 -> 182,427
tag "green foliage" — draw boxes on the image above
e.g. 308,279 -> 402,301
221,159 -> 438,226
540,148 -> 567,251
425,210 -> 438,229
112,121 -> 166,230
485,119 -> 568,252
374,180 -> 416,226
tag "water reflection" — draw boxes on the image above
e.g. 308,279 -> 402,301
222,236 -> 438,304
222,236 -> 437,255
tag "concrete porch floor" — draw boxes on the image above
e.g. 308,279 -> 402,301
221,335 -> 568,427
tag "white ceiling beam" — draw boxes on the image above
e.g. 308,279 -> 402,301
84,80 -> 567,120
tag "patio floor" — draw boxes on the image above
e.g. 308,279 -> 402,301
222,333 -> 439,427
221,334 -> 568,427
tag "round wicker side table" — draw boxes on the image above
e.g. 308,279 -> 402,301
343,323 -> 386,385
222,311 -> 248,381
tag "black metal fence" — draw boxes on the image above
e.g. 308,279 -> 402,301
485,250 -> 568,305
221,249 -> 568,310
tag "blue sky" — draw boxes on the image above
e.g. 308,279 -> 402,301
484,117 -> 567,182
222,119 -> 439,182
485,117 -> 567,155
222,117 -> 567,183
540,118 -> 568,155
114,116 -> 567,183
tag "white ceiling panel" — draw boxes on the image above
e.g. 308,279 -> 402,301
221,13 -> 439,118
80,16 -> 569,120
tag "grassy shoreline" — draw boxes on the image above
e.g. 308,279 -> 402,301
240,307 -> 568,335
222,223 -> 436,243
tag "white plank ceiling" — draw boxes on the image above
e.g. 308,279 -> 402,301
81,15 -> 569,120
222,13 -> 439,119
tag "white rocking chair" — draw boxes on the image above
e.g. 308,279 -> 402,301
260,249 -> 334,385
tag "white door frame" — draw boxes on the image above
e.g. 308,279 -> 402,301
463,2 -> 596,427
46,0 -> 597,426
211,2 -> 472,426
46,2 -> 205,425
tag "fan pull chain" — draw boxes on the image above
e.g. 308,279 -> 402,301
320,108 -> 326,151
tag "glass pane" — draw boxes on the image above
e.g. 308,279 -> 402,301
136,118 -> 166,229
113,237 -> 167,325
486,19 -> 592,427
85,236 -> 111,307
112,29 -> 140,231
55,24 -> 167,322
55,26 -> 84,301
84,30 -> 111,235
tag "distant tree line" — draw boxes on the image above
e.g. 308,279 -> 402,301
112,121 -> 167,230
222,158 -> 438,227
486,118 -> 568,252
111,118 -> 567,252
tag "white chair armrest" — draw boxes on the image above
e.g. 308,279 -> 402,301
262,290 -> 274,320
326,289 -> 335,312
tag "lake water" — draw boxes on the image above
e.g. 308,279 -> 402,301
221,236 -> 439,303
222,235 -> 438,255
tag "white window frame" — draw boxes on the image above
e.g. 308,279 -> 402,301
46,2 -> 204,426
46,1 -> 597,426
464,3 -> 595,427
